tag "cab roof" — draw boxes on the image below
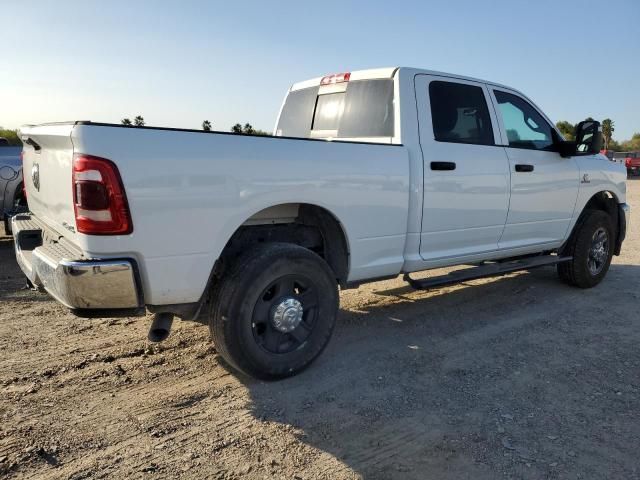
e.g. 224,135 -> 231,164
290,66 -> 514,92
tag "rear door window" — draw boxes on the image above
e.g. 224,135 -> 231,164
428,81 -> 494,146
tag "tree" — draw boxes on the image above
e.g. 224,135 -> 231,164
202,120 -> 212,131
121,118 -> 132,126
620,133 -> 640,152
608,139 -> 621,151
601,118 -> 614,150
230,123 -> 270,136
556,120 -> 575,140
251,129 -> 271,136
0,128 -> 22,145
134,116 -> 145,126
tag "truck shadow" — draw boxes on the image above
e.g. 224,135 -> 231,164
1,228 -> 638,477
237,263 -> 640,478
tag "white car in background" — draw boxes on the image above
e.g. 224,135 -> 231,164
1,144 -> 27,234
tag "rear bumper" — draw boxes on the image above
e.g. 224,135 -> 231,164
3,205 -> 28,235
11,214 -> 144,315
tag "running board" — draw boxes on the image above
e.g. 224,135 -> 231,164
403,255 -> 572,291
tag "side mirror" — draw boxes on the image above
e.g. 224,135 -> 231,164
558,140 -> 577,158
574,120 -> 602,155
557,120 -> 602,158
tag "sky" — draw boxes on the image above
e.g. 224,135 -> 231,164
1,0 -> 639,140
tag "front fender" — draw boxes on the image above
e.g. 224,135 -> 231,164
564,155 -> 626,240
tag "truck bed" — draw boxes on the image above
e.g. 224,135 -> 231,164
19,122 -> 410,307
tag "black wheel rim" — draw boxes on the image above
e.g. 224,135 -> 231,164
588,227 -> 609,276
251,274 -> 319,354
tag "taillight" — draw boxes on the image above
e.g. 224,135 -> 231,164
320,72 -> 351,85
72,154 -> 132,235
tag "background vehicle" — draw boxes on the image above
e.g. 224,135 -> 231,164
13,67 -> 629,379
0,144 -> 27,234
614,152 -> 640,176
601,149 -> 615,161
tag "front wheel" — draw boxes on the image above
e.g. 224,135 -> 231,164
209,243 -> 339,380
558,209 -> 614,288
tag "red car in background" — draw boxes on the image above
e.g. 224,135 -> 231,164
613,152 -> 640,176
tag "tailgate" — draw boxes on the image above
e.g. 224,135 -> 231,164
19,124 -> 77,239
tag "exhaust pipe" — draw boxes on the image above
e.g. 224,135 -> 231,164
148,313 -> 174,342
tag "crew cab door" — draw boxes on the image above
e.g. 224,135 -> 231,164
488,88 -> 580,249
415,75 -> 510,262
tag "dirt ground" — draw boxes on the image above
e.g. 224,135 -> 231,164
1,181 -> 639,480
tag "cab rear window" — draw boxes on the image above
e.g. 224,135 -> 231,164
275,87 -> 319,138
276,79 -> 395,139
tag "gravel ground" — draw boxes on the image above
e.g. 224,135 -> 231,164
1,180 -> 639,480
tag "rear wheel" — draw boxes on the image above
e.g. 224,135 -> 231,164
209,243 -> 339,380
558,209 -> 614,288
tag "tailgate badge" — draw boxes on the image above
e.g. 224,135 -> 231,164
31,163 -> 40,191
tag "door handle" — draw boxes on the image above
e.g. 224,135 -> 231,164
431,161 -> 456,171
515,164 -> 534,172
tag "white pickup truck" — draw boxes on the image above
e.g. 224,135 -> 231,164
13,67 -> 629,379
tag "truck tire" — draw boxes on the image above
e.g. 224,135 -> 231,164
209,243 -> 339,380
558,209 -> 614,288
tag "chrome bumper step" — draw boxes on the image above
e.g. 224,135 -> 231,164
12,213 -> 144,313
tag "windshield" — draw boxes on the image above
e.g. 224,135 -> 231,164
276,79 -> 395,140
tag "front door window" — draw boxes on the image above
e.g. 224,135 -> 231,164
494,90 -> 554,151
